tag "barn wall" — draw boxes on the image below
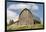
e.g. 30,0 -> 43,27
18,9 -> 34,25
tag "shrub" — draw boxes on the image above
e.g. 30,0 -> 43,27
7,19 -> 14,26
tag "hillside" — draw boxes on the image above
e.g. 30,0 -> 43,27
7,23 -> 43,30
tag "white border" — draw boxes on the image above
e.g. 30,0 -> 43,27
0,0 -> 46,32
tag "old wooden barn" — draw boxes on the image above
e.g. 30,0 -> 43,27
15,8 -> 41,25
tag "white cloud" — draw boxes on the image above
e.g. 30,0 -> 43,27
7,3 -> 39,24
7,9 -> 19,24
8,3 -> 39,11
31,4 -> 39,10
8,3 -> 30,10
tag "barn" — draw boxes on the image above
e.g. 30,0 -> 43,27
15,8 -> 41,25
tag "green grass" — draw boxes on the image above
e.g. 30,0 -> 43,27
7,24 -> 43,30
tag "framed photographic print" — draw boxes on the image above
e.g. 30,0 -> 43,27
5,0 -> 44,31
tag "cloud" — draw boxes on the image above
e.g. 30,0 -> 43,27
8,3 -> 39,10
8,3 -> 31,10
8,3 -> 39,13
31,4 -> 39,11
7,9 -> 19,24
7,3 -> 41,24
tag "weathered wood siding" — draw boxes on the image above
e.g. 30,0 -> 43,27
17,8 -> 34,25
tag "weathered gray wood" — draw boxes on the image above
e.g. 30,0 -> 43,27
17,8 -> 34,26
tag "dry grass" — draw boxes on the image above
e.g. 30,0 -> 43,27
7,23 -> 43,30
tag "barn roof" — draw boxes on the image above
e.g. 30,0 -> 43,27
19,8 -> 32,16
16,8 -> 41,22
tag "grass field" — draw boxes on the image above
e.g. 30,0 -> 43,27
7,23 -> 43,30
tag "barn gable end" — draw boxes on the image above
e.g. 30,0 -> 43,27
16,8 -> 34,25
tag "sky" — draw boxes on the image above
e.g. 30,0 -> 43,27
7,1 -> 43,24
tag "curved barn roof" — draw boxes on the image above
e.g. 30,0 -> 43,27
18,8 -> 41,22
19,8 -> 32,16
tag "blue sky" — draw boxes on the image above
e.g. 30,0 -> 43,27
7,2 -> 43,24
